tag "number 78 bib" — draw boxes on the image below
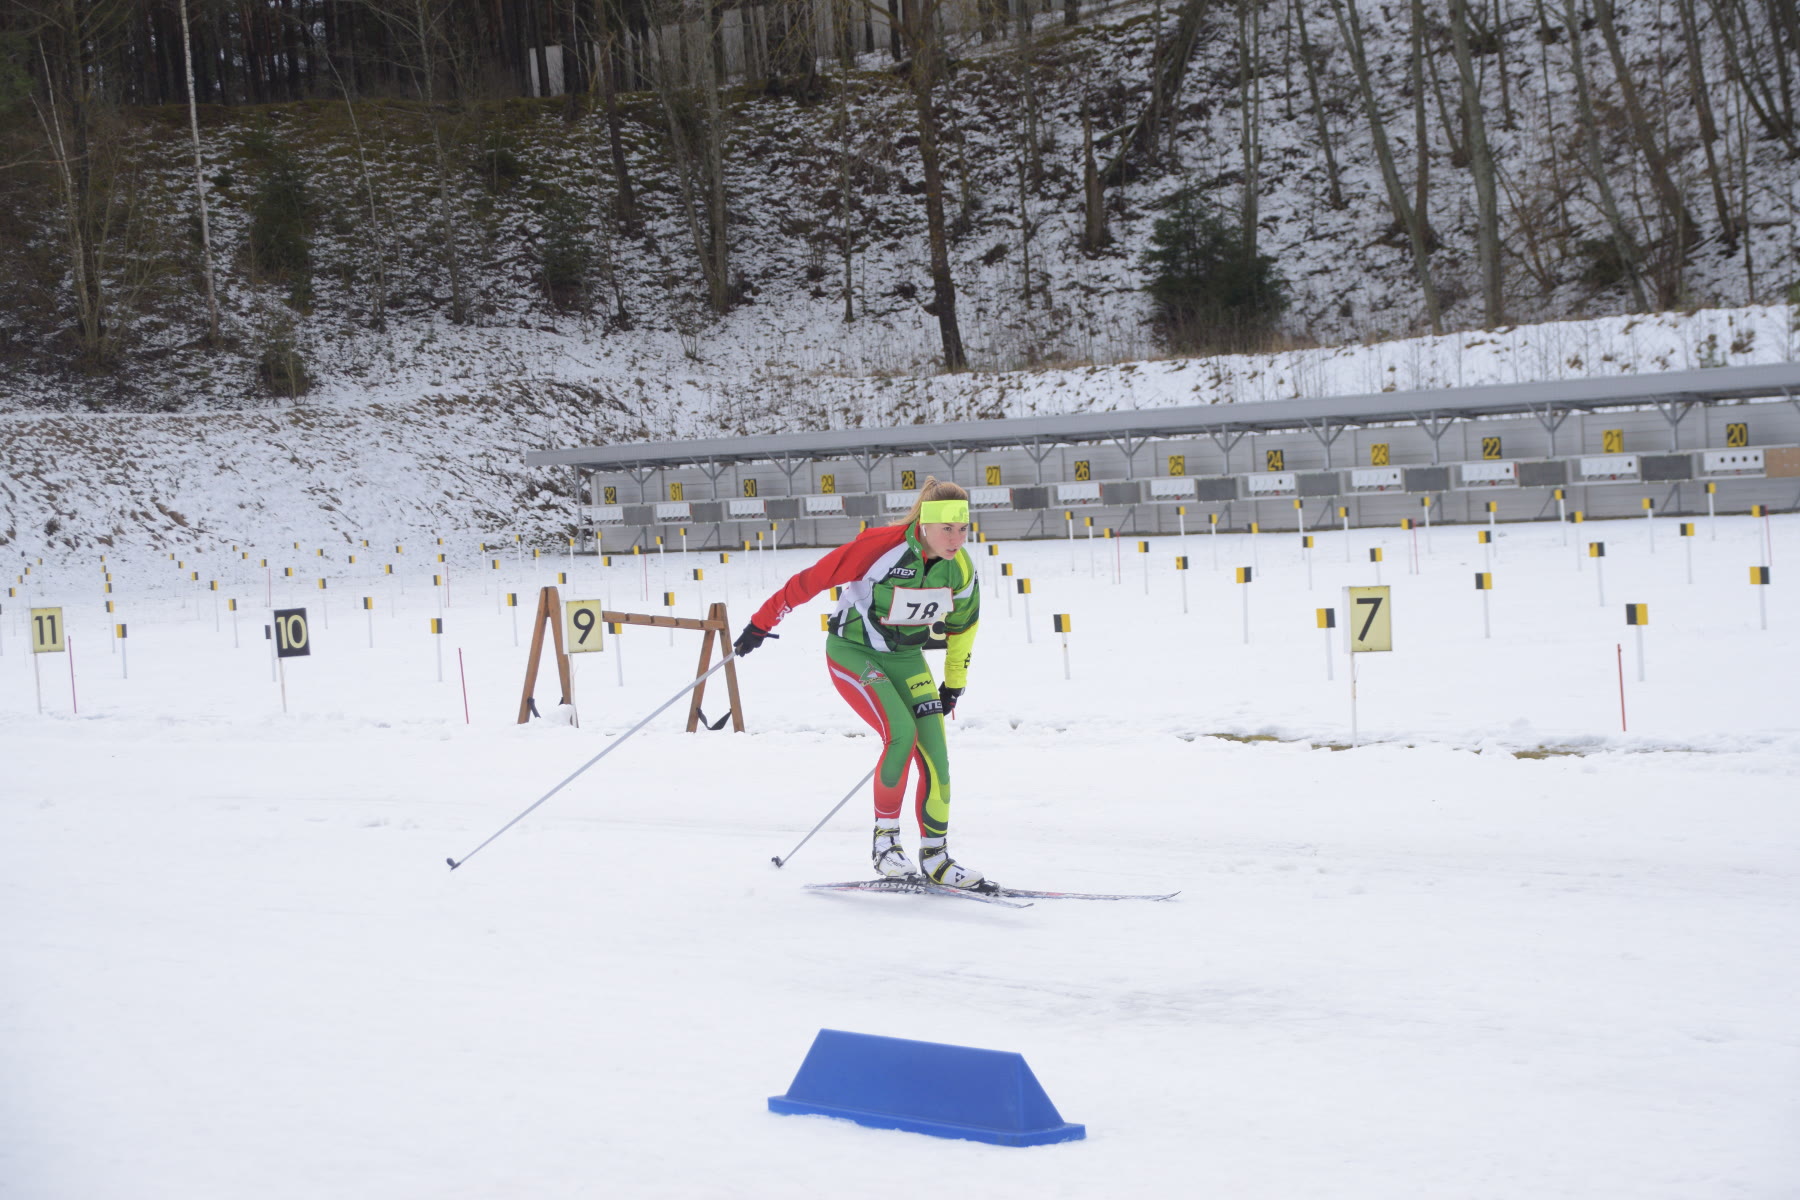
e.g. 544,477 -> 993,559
884,586 -> 952,626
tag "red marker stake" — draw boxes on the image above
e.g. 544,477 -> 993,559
458,648 -> 471,724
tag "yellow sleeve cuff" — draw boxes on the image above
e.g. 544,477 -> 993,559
943,622 -> 978,689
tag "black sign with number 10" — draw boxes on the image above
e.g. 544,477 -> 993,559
273,608 -> 311,658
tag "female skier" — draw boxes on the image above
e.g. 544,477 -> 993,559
733,478 -> 986,889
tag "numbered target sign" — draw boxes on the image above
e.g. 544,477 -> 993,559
30,607 -> 65,654
272,608 -> 311,658
1345,586 -> 1392,653
565,599 -> 606,653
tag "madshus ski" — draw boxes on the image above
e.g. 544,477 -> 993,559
806,876 -> 1179,906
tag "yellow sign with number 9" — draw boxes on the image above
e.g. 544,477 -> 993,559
565,600 -> 606,653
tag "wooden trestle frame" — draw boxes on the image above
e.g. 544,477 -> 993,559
517,586 -> 744,731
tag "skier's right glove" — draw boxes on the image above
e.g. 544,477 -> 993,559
733,623 -> 778,657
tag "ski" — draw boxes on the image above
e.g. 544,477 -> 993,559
989,887 -> 1179,902
804,877 -> 1034,909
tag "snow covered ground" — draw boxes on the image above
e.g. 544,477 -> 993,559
3,512 -> 1797,1198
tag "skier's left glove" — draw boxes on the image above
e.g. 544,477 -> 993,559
938,684 -> 964,717
733,623 -> 778,657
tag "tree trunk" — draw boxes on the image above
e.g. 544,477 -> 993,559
178,0 -> 223,345
1449,0 -> 1504,326
1101,0 -> 1211,186
905,0 -> 966,370
1560,0 -> 1650,310
412,0 -> 470,323
1237,0 -> 1260,261
596,18 -> 640,233
1080,95 -> 1110,251
1292,0 -> 1345,209
1408,0 -> 1430,230
838,71 -> 856,321
1676,0 -> 1738,248
1592,0 -> 1697,301
1327,0 -> 1443,333
702,0 -> 729,313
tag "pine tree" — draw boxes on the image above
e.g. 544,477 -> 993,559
1141,187 -> 1288,353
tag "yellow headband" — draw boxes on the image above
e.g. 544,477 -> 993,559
919,499 -> 970,524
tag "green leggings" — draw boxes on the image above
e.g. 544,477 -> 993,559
824,635 -> 951,836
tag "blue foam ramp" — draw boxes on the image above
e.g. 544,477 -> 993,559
768,1029 -> 1086,1147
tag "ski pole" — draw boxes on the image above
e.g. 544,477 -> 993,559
447,653 -> 739,871
770,766 -> 877,869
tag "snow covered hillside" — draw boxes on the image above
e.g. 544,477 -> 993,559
2,304 -> 1794,559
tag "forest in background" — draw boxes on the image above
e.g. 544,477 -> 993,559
0,0 -> 1795,410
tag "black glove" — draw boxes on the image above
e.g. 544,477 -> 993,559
733,623 -> 777,657
938,684 -> 964,717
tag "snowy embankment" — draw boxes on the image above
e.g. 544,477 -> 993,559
2,511 -> 1796,1198
2,304 -> 1793,560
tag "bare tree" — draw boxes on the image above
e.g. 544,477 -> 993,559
1559,0 -> 1650,310
654,2 -> 731,314
897,0 -> 966,370
1327,0 -> 1442,332
176,0 -> 220,344
1592,0 -> 1696,302
1291,0 -> 1345,209
1449,0 -> 1504,325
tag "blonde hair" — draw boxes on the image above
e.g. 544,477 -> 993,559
894,476 -> 969,526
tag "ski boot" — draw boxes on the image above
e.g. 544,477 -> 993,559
872,826 -> 918,879
919,836 -> 989,890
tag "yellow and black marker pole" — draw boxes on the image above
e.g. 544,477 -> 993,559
1751,566 -> 1772,631
430,615 -> 445,683
229,597 -> 240,649
1064,509 -> 1077,571
1368,545 -> 1384,586
1139,540 -> 1152,595
1210,510 -> 1222,571
1475,572 -> 1494,639
363,595 -> 376,648
1479,527 -> 1493,574
1017,578 -> 1033,644
1339,504 -> 1352,562
1001,563 -> 1015,619
1554,488 -> 1568,544
1300,534 -> 1315,590
116,622 -> 128,680
1590,542 -> 1607,607
1705,481 -> 1718,539
1317,606 -> 1336,681
605,619 -> 625,687
1175,555 -> 1190,614
1236,566 -> 1254,645
1571,512 -> 1586,572
1751,504 -> 1773,567
1625,603 -> 1649,682
1053,613 -> 1073,679
507,591 -> 520,648
1680,522 -> 1696,584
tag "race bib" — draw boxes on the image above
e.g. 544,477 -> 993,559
884,586 -> 952,627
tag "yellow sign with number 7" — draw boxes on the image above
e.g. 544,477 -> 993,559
1345,586 -> 1392,653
